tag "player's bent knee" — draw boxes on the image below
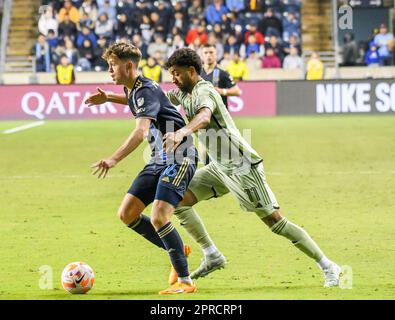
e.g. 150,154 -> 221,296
117,207 -> 140,225
150,213 -> 167,230
261,209 -> 283,228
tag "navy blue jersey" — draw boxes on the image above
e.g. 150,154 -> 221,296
124,76 -> 196,164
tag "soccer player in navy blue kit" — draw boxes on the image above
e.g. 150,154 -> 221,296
85,42 -> 198,294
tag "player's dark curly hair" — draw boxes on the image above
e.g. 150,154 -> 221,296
165,48 -> 202,74
102,42 -> 142,65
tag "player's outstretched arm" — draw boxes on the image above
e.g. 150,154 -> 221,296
163,107 -> 212,153
85,87 -> 128,107
91,118 -> 151,178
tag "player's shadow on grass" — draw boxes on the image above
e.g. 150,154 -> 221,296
36,289 -> 157,299
202,284 -> 317,295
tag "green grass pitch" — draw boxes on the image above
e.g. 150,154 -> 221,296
1,116 -> 394,300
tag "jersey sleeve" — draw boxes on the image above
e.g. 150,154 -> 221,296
193,82 -> 217,114
165,89 -> 182,106
134,87 -> 160,121
222,70 -> 236,89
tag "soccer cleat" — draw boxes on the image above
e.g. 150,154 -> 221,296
323,263 -> 342,288
190,252 -> 227,280
159,281 -> 197,295
168,244 -> 192,285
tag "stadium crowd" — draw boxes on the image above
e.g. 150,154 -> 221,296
34,0 -> 394,84
35,0 -> 304,83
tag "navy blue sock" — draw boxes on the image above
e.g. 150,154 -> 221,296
128,215 -> 166,250
157,222 -> 189,278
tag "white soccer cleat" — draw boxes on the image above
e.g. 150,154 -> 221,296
190,253 -> 227,280
323,263 -> 342,288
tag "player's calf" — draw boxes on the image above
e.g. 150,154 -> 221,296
264,211 -> 340,287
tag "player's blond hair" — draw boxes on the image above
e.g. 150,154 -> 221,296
102,42 -> 142,65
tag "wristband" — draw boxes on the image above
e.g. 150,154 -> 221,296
222,89 -> 228,96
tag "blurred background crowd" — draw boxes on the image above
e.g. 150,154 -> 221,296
34,0 -> 394,84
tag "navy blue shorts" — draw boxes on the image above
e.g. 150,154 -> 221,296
127,158 -> 196,208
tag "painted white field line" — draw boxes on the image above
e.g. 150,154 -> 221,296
2,121 -> 46,134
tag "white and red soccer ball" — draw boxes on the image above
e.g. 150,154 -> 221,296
61,262 -> 95,294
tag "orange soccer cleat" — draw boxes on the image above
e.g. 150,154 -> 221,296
159,281 -> 197,295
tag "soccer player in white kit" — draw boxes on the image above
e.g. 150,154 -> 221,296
163,48 -> 342,288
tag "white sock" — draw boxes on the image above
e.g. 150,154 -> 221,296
203,245 -> 219,257
318,255 -> 332,270
178,276 -> 192,284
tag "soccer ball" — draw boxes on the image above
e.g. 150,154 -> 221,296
61,261 -> 95,294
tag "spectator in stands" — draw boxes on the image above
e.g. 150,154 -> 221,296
265,35 -> 285,62
374,23 -> 394,66
226,0 -> 245,12
64,37 -> 79,66
212,23 -> 225,43
76,26 -> 97,48
218,52 -> 231,69
283,34 -> 301,56
283,47 -> 303,70
206,0 -> 228,25
282,11 -> 300,43
224,33 -> 241,57
58,13 -> 78,41
97,0 -> 116,7
132,33 -> 148,60
142,56 -> 162,82
139,15 -> 154,45
186,20 -> 208,46
207,33 -> 224,61
148,34 -> 169,62
246,50 -> 262,70
33,34 -> 52,72
168,33 -> 185,57
77,11 -> 95,32
77,39 -> 95,71
153,50 -> 166,67
342,32 -> 358,67
150,11 -> 168,38
46,29 -> 59,50
306,52 -> 324,80
240,34 -> 264,58
98,0 -> 116,23
154,0 -> 172,35
226,52 -> 248,81
134,1 -> 151,20
114,13 -> 134,41
58,0 -> 80,24
172,11 -> 188,37
93,36 -> 109,71
365,44 -> 381,66
234,23 -> 244,45
95,13 -> 113,40
38,5 -> 58,37
56,55 -> 75,85
188,37 -> 203,56
244,22 -> 264,45
172,0 -> 187,16
244,0 -> 265,12
188,0 -> 204,21
262,47 -> 281,68
259,7 -> 283,38
79,0 -> 98,24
